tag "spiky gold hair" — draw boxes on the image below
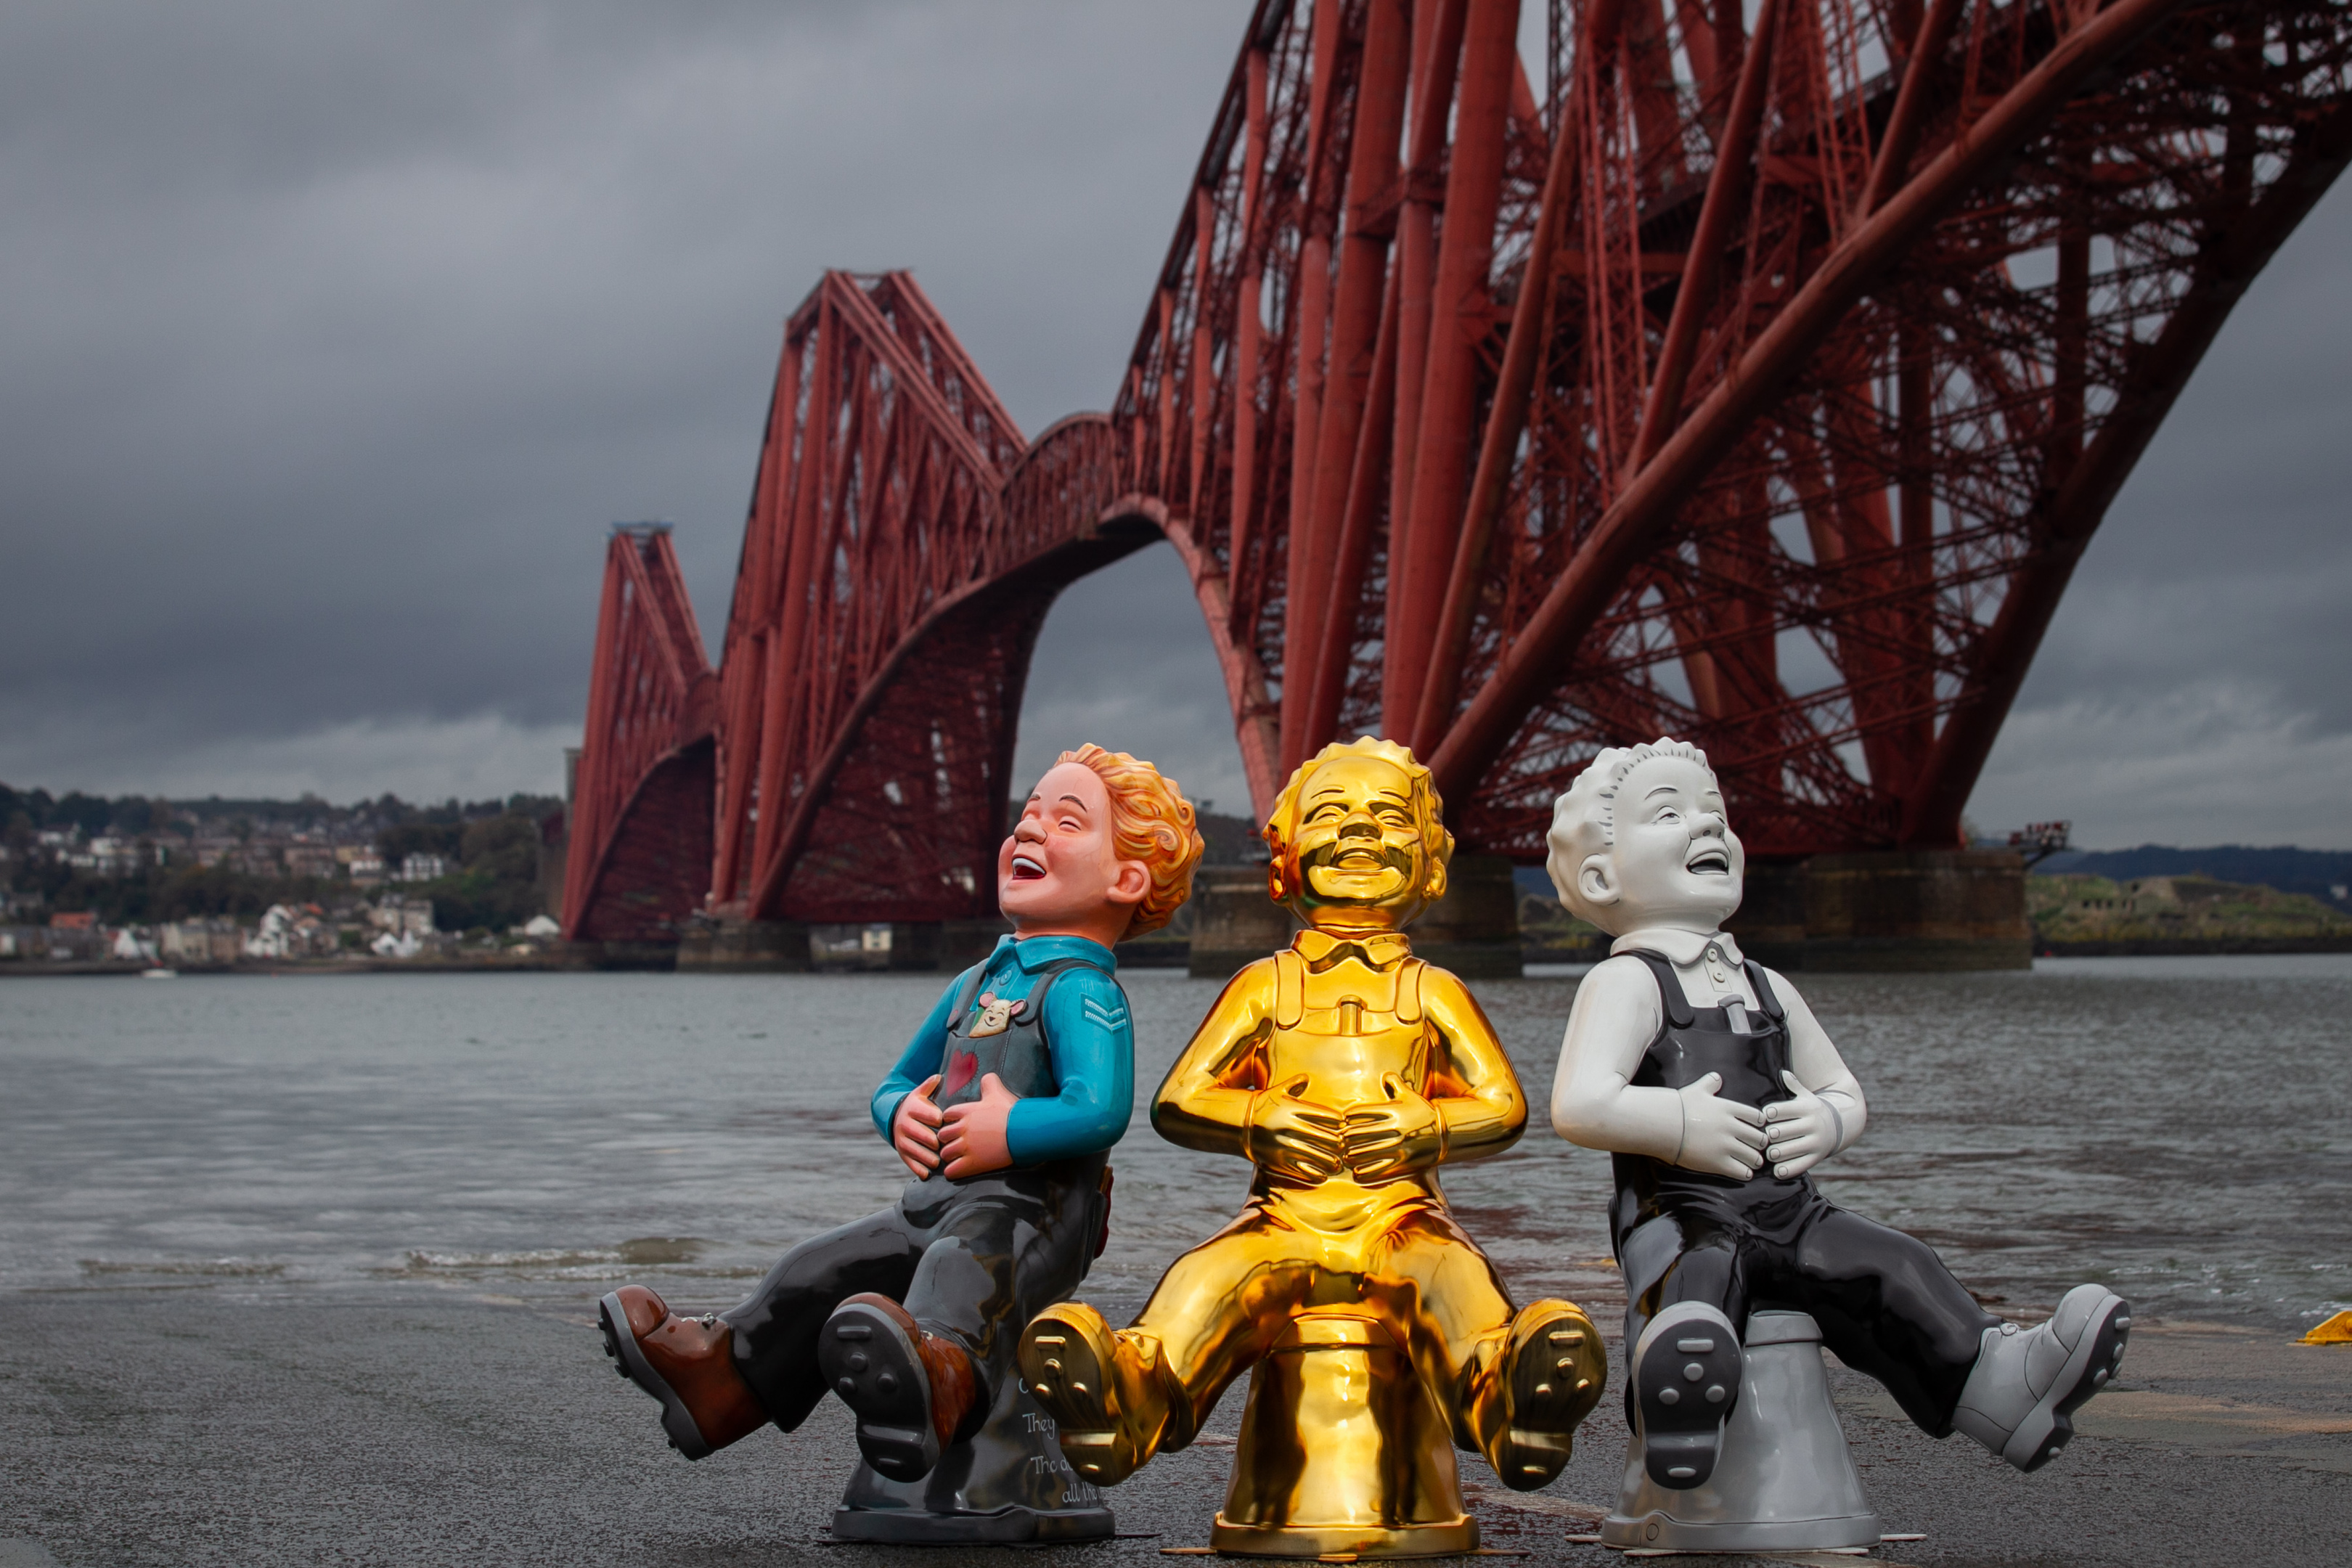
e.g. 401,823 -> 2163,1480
1262,736 -> 1453,905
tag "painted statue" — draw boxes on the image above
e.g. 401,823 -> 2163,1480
598,744 -> 1203,1543
1545,738 -> 2130,1495
1018,738 -> 1606,1557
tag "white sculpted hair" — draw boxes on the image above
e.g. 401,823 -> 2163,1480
1545,738 -> 1714,920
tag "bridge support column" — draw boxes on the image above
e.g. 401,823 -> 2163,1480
1410,854 -> 1523,979
1800,850 -> 2031,971
1189,867 -> 1295,979
677,919 -> 813,973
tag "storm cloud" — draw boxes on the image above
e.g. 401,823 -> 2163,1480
0,0 -> 2345,847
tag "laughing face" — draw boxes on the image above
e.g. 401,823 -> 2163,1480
996,760 -> 1149,942
1283,754 -> 1440,930
1576,754 -> 1744,934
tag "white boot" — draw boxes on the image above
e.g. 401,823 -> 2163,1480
1952,1283 -> 2130,1471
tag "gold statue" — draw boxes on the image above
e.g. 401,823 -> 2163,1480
1018,738 -> 1606,1557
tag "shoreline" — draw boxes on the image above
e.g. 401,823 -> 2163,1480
15,936 -> 2352,978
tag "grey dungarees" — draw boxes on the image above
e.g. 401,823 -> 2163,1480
1609,950 -> 1996,1435
722,959 -> 1114,1430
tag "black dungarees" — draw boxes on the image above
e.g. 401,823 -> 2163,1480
723,960 -> 1114,1431
1609,950 -> 1996,1436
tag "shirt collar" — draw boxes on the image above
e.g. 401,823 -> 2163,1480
1292,927 -> 1413,971
1609,926 -> 1743,967
993,932 -> 1119,975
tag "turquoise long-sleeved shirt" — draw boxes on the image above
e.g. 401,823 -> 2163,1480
869,934 -> 1135,1167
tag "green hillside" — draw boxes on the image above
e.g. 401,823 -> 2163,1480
2029,873 -> 2352,947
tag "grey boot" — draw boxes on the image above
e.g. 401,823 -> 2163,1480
1952,1283 -> 2131,1471
1631,1302 -> 1744,1489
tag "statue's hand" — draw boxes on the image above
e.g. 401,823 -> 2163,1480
941,1072 -> 1021,1178
1675,1072 -> 1767,1179
1761,1070 -> 1841,1178
893,1074 -> 944,1177
1246,1075 -> 1347,1183
1342,1074 -> 1443,1179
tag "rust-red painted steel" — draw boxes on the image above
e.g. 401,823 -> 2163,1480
565,0 -> 2352,941
561,525 -> 716,942
1426,0 -> 2201,817
1109,0 -> 2350,859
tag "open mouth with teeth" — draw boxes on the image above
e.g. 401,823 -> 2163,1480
1686,851 -> 1732,875
1009,853 -> 1048,881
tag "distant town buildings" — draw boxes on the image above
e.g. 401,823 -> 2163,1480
1,786 -> 570,965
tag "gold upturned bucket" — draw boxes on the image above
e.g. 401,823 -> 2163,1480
1210,1311 -> 1477,1558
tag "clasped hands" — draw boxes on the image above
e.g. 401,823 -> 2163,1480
1673,1070 -> 1839,1180
891,1072 -> 1019,1180
1246,1073 -> 1442,1183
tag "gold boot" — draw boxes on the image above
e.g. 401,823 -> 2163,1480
1473,1299 -> 1608,1490
1018,1302 -> 1183,1485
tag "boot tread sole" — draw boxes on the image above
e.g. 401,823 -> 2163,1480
818,1300 -> 940,1483
2006,1291 -> 2130,1472
597,1290 -> 712,1461
1635,1305 -> 1744,1492
1498,1304 -> 1606,1491
1016,1310 -> 1141,1485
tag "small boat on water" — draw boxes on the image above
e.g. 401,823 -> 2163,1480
140,968 -> 178,979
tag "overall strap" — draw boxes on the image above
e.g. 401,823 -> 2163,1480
1273,948 -> 1305,1029
1622,950 -> 1697,1029
1013,957 -> 1108,1028
944,960 -> 989,1035
1393,957 -> 1426,1024
1744,960 -> 1787,1023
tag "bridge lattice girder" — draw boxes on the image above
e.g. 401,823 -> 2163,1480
561,524 -> 716,942
563,0 -> 2352,937
1122,0 -> 2352,857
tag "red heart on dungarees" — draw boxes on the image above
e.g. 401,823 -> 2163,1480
942,1050 -> 979,1098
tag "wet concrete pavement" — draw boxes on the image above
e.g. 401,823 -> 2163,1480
2,1289 -> 2345,1567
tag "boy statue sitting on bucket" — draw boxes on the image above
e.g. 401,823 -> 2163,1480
1545,738 -> 2129,1491
597,744 -> 1201,1540
1017,738 -> 1607,1556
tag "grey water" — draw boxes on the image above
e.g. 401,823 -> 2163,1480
3,955 -> 2346,1337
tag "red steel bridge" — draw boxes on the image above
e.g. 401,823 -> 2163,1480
563,0 -> 2352,946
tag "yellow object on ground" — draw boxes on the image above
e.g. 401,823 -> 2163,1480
2298,1310 -> 2352,1344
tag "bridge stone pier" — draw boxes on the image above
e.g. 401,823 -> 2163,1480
1729,852 -> 2032,971
1188,867 -> 1294,980
675,919 -> 812,973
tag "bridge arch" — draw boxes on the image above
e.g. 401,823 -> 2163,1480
565,1 -> 2352,947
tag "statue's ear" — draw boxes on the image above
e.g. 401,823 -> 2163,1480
1109,858 -> 1151,908
1421,854 -> 1448,905
1577,853 -> 1620,910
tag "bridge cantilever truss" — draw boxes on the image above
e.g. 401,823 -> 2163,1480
565,0 -> 2352,942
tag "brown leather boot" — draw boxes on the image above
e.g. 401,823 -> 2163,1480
817,1292 -> 983,1482
597,1286 -> 771,1459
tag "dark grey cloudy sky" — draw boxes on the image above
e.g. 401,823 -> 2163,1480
1,1 -> 2346,848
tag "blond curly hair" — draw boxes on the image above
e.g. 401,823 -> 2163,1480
1057,744 -> 1205,939
1262,736 -> 1453,907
